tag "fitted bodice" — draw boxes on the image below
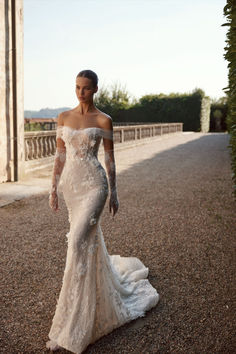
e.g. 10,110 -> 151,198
56,125 -> 113,195
57,126 -> 113,162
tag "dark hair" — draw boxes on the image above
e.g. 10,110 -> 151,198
76,70 -> 98,88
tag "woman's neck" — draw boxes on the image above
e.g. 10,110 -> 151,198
77,102 -> 96,115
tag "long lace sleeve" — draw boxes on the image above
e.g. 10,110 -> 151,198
49,125 -> 66,211
105,149 -> 117,195
102,129 -> 119,215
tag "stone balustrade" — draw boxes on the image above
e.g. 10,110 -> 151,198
24,123 -> 183,161
113,123 -> 182,143
24,131 -> 56,161
24,123 -> 183,173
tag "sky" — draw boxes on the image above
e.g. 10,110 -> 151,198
24,0 -> 228,110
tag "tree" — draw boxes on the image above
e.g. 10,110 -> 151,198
94,81 -> 132,118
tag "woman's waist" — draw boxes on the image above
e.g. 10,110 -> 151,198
65,155 -> 101,167
63,158 -> 106,179
61,161 -> 108,192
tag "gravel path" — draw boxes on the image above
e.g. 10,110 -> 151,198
1,132 -> 235,354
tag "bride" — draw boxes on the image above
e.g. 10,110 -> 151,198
47,69 -> 160,353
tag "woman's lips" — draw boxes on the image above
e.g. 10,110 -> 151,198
79,97 -> 85,99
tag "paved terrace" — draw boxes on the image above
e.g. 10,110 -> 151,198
1,131 -> 235,353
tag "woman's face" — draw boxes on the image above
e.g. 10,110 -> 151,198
75,76 -> 98,103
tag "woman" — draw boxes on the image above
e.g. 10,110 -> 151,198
47,69 -> 160,353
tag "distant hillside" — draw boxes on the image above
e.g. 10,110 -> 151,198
24,107 -> 71,118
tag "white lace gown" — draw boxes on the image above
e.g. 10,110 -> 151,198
47,124 -> 160,354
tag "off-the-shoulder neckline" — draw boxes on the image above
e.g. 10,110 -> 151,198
58,125 -> 112,133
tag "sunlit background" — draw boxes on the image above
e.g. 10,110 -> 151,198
24,0 -> 227,110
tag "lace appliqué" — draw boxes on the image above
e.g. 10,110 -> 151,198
49,144 -> 66,210
104,149 -> 119,209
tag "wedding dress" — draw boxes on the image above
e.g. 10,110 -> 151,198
47,122 -> 160,354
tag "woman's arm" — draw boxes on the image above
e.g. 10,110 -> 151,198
102,117 -> 119,217
49,113 -> 66,212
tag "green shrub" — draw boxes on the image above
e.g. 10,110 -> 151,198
24,122 -> 42,131
95,82 -> 210,131
116,88 -> 208,132
210,98 -> 228,132
222,0 -> 236,198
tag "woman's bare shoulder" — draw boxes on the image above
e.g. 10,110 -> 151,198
97,110 -> 112,119
57,109 -> 74,125
97,112 -> 113,130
